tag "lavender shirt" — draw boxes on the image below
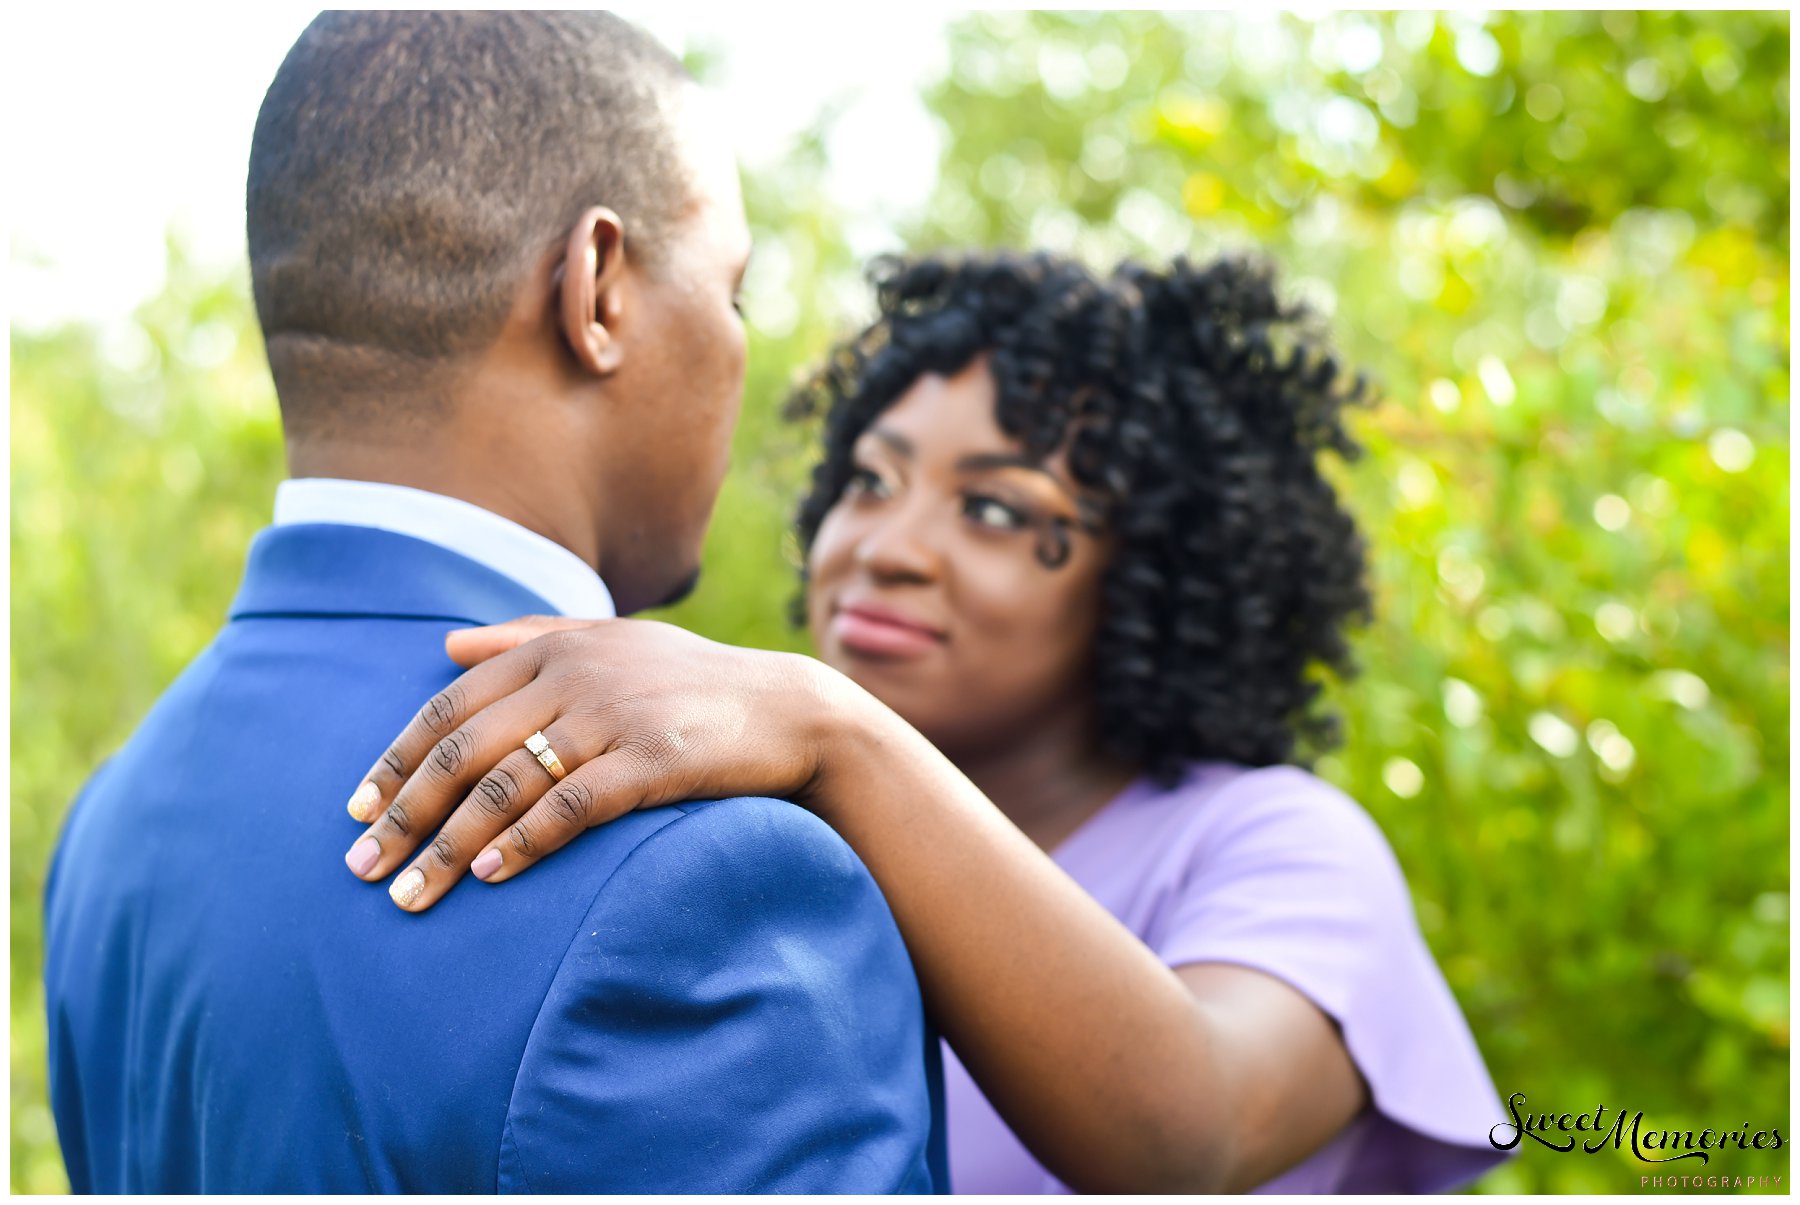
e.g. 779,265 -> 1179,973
943,762 -> 1512,1194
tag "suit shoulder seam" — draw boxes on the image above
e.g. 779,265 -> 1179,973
493,805 -> 700,1187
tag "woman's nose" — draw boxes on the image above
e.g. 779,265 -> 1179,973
853,507 -> 942,583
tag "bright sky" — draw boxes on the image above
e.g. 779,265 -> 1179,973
5,7 -> 950,332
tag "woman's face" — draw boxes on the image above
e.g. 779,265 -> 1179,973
806,357 -> 1114,757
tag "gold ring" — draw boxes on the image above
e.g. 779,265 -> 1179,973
524,730 -> 567,782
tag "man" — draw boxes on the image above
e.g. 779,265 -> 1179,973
43,12 -> 943,1193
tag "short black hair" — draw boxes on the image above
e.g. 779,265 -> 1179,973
247,12 -> 691,426
788,251 -> 1374,785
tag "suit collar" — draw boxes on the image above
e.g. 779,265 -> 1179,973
228,523 -> 558,627
272,479 -> 615,620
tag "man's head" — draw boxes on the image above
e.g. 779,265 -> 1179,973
248,12 -> 752,613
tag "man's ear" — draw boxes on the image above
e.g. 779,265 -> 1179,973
558,206 -> 628,377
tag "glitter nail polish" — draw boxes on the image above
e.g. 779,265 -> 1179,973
390,867 -> 425,908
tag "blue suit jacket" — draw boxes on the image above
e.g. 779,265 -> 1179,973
43,523 -> 946,1193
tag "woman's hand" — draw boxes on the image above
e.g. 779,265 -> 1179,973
341,615 -> 840,911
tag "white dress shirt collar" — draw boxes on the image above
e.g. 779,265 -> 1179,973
272,478 -> 616,619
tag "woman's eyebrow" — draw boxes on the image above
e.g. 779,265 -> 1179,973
955,451 -> 1047,474
959,451 -> 1092,512
869,427 -> 914,458
869,431 -> 1082,497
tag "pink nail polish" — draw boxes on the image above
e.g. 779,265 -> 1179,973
346,836 -> 380,877
471,848 -> 503,881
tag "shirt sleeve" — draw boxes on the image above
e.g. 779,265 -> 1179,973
1151,767 -> 1511,1193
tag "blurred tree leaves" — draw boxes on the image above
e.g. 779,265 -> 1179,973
10,11 -> 1788,1195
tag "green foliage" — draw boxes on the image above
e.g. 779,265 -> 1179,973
10,12 -> 1787,1194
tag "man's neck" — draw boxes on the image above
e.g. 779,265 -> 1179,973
286,440 -> 603,571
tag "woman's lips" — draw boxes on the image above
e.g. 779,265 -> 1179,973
829,604 -> 944,659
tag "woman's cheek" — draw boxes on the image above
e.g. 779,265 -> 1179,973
966,578 -> 1059,677
806,512 -> 854,590
1011,568 -> 1106,685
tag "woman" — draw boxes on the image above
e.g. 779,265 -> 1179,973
340,251 -> 1508,1192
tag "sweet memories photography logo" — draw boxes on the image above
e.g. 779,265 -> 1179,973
1490,1091 -> 1786,1177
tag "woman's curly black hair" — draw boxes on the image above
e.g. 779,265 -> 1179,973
786,250 -> 1374,786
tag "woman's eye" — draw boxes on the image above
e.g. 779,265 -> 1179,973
846,466 -> 890,499
964,493 -> 1030,531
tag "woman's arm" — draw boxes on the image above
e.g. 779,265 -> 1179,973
796,668 -> 1367,1193
346,617 -> 1366,1192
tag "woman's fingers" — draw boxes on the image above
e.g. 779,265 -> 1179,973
445,615 -> 602,668
465,749 -> 673,887
344,684 -> 567,884
348,639 -> 553,819
379,725 -> 589,911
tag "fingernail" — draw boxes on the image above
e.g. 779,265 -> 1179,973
346,781 -> 380,821
345,836 -> 381,877
390,867 -> 426,909
471,848 -> 503,881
